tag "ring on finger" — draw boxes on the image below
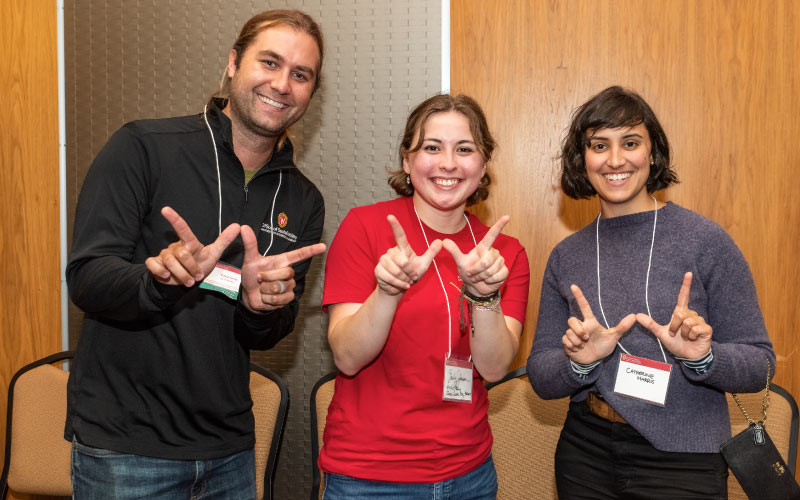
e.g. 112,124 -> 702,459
277,280 -> 286,294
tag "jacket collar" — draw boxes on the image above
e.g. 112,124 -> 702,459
207,98 -> 297,172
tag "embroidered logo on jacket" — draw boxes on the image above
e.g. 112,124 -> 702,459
260,222 -> 298,243
278,212 -> 288,228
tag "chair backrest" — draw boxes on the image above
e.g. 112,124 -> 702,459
309,372 -> 337,500
250,363 -> 289,500
486,366 -> 568,500
726,384 -> 799,500
1,351 -> 74,499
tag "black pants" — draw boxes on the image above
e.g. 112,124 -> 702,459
555,401 -> 728,500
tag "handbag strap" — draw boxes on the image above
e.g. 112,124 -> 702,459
731,362 -> 771,426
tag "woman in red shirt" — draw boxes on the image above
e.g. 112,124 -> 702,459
320,94 -> 530,498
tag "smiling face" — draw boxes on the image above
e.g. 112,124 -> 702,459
584,123 -> 654,218
225,25 -> 320,142
402,111 -> 487,223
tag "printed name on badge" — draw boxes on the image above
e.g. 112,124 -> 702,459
199,262 -> 242,300
613,353 -> 672,406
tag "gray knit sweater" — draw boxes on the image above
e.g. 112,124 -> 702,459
527,202 -> 775,453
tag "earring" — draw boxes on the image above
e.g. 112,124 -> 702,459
406,175 -> 411,185
650,158 -> 655,166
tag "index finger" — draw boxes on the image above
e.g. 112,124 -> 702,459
161,206 -> 200,249
387,215 -> 411,251
477,215 -> 510,251
676,272 -> 693,309
272,243 -> 327,268
570,284 -> 595,321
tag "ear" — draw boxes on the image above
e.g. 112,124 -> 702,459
480,161 -> 487,177
402,154 -> 411,175
227,49 -> 238,79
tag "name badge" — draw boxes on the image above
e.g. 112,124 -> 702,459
613,353 -> 672,406
199,262 -> 241,300
443,354 -> 473,403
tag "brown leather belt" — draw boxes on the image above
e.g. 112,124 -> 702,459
586,392 -> 627,424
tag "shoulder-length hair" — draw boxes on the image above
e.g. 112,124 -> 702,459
561,86 -> 678,199
388,94 -> 496,206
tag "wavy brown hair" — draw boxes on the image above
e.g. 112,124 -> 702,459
560,86 -> 678,199
389,94 -> 496,206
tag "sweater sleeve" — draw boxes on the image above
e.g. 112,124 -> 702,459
527,248 -> 599,399
679,226 -> 775,391
66,125 -> 188,322
234,184 -> 326,350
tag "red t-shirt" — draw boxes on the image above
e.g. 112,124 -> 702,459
320,197 -> 530,482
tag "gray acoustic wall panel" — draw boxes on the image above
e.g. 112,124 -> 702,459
65,1 -> 441,497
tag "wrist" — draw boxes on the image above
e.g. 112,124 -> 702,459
676,348 -> 714,374
461,285 -> 499,302
570,359 -> 601,379
460,284 -> 501,313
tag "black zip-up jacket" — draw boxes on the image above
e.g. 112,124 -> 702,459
65,101 -> 324,459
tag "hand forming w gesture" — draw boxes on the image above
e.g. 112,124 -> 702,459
375,215 -> 442,296
563,284 -> 636,365
636,272 -> 712,359
240,225 -> 326,312
145,206 -> 240,287
442,216 -> 510,297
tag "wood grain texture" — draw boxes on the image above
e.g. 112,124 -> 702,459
452,0 -> 800,453
0,0 -> 63,498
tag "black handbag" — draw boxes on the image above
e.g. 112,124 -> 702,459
720,366 -> 800,500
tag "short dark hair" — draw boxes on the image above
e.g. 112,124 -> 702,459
388,94 -> 496,206
560,86 -> 678,199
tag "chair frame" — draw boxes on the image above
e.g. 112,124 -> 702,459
309,371 -> 337,500
485,365 -> 527,390
250,362 -> 289,500
1,350 -> 75,500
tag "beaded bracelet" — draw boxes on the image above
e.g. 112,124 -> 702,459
450,283 -> 502,336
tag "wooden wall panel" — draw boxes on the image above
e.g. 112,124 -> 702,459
0,0 -> 62,498
452,0 -> 799,427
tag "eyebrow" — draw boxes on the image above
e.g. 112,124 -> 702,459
587,132 -> 644,141
422,138 -> 476,145
256,50 -> 316,78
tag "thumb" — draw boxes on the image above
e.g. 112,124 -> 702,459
635,313 -> 662,335
206,223 -> 240,259
614,313 -> 637,336
441,239 -> 465,262
419,239 -> 443,268
240,225 -> 261,263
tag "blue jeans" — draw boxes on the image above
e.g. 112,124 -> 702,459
555,402 -> 728,500
71,438 -> 256,500
322,454 -> 497,500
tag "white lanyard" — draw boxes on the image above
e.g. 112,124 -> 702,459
202,105 -> 281,256
595,196 -> 667,363
413,207 -> 477,359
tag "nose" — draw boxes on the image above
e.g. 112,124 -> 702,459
607,145 -> 625,168
439,150 -> 457,171
271,70 -> 291,94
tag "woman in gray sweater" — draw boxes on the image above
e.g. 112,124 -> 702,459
527,86 -> 774,499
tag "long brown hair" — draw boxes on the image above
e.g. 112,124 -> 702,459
389,94 -> 496,206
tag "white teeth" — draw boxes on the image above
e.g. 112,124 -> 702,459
257,94 -> 287,109
604,172 -> 632,181
434,178 -> 459,187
